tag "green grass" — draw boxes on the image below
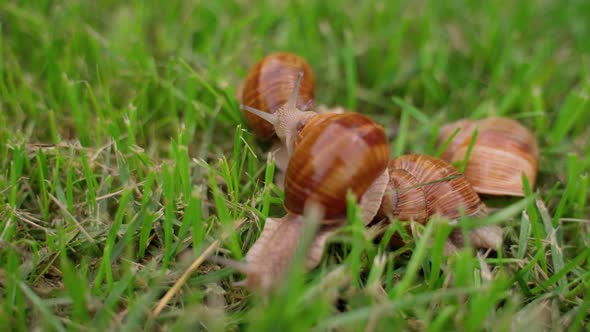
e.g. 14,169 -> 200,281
1,0 -> 589,330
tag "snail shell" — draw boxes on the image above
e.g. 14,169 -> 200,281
378,154 -> 488,222
271,106 -> 349,190
226,113 -> 390,293
375,154 -> 502,252
241,52 -> 316,141
284,113 -> 390,221
438,117 -> 539,196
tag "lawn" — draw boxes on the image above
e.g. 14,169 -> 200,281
1,0 -> 589,331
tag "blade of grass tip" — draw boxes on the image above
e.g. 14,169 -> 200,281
178,58 -> 240,125
237,137 -> 258,197
422,71 -> 446,104
190,188 -> 205,254
195,103 -> 221,176
66,164 -> 75,213
458,127 -> 478,173
208,162 -> 231,223
176,142 -> 192,202
231,125 -> 244,196
1,146 -> 24,241
174,148 -> 193,246
344,30 -> 357,111
80,152 -> 97,212
162,163 -> 176,268
428,222 -> 453,289
392,220 -> 435,298
555,154 -> 581,224
535,198 -> 567,292
346,190 -> 366,288
35,150 -> 50,220
549,83 -> 588,143
261,152 -> 276,217
531,85 -> 547,134
93,189 -> 132,292
138,172 -> 156,258
392,99 -> 410,156
452,247 -> 476,289
392,97 -> 430,125
435,126 -> 461,158
112,194 -> 146,263
522,173 -> 548,274
366,253 -> 387,292
48,194 -> 95,244
516,210 -> 532,260
426,122 -> 441,155
208,162 -> 242,258
151,218 -> 244,318
19,282 -> 66,332
218,156 -> 237,206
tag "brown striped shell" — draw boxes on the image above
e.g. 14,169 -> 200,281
241,52 -> 316,140
284,113 -> 389,221
378,154 -> 488,222
438,117 -> 539,196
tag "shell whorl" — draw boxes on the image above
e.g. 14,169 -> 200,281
380,154 -> 488,222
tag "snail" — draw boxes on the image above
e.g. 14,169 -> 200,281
215,145 -> 501,293
218,112 -> 391,293
238,53 -> 350,188
437,117 -> 539,196
239,52 -> 317,155
374,154 -> 502,253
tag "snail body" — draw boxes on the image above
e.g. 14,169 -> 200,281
226,113 -> 391,293
240,52 -> 317,154
437,117 -> 539,196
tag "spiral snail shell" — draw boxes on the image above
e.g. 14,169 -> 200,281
220,113 -> 390,293
378,154 -> 487,221
437,117 -> 539,196
240,52 -> 317,149
284,113 -> 390,220
375,154 -> 502,252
